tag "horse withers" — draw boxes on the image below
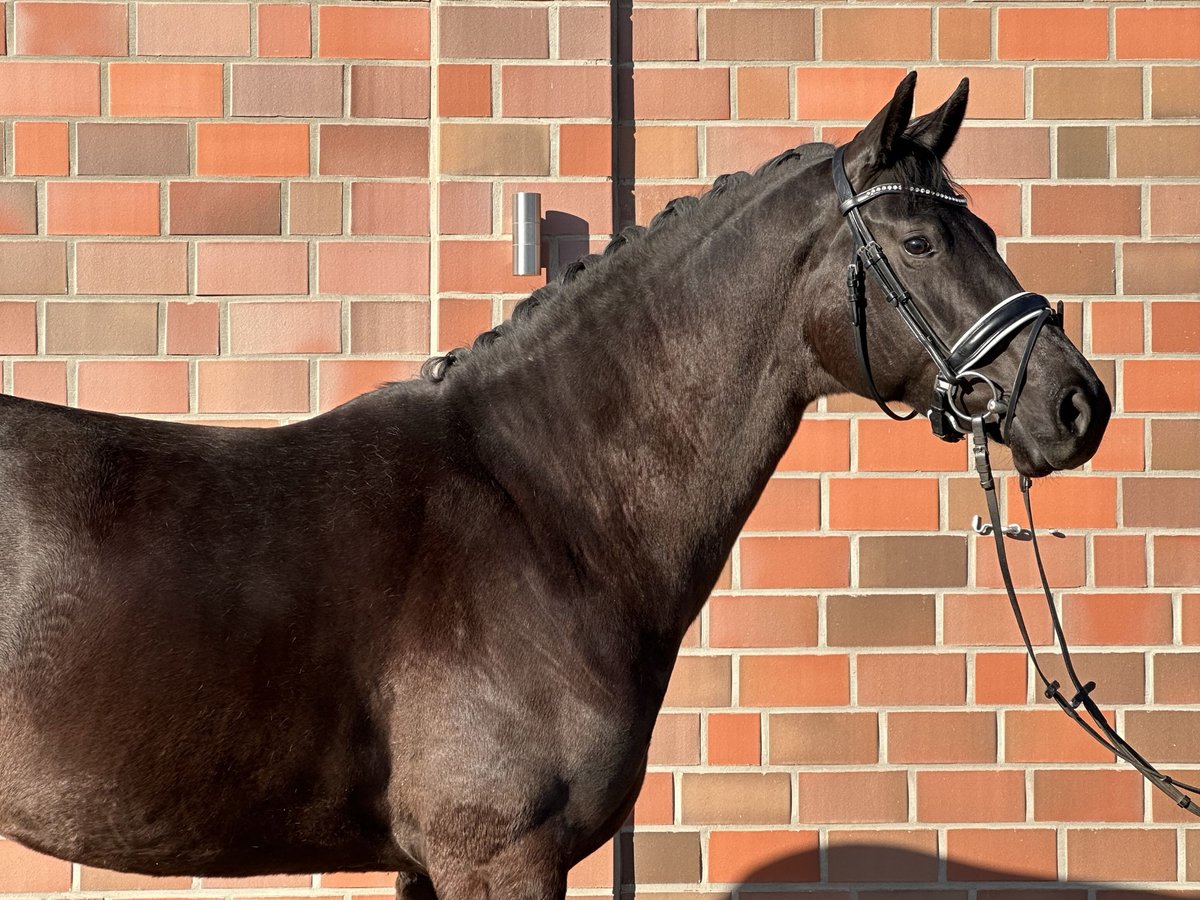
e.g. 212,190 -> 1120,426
0,74 -> 1108,899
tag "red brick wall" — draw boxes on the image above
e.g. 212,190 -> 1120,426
0,0 -> 1198,896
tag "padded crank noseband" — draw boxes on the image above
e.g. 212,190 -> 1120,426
832,144 -> 1200,816
833,145 -> 1059,443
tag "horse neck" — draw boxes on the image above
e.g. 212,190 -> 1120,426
454,180 -> 836,639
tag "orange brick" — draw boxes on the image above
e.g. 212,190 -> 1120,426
321,124 -> 429,177
0,61 -> 100,116
1151,184 -> 1200,235
625,68 -> 729,121
938,7 -> 989,61
1093,533 -> 1147,588
974,652 -> 1027,705
648,713 -> 700,765
828,477 -> 938,531
13,120 -> 68,175
438,181 -> 489,237
318,6 -> 428,60
1067,828 -> 1176,882
705,125 -> 814,176
823,8 -> 930,61
618,125 -> 697,179
46,182 -> 158,235
796,67 -> 908,121
350,183 -> 428,237
1003,476 -> 1117,529
258,4 -> 310,58
1152,301 -> 1200,353
198,359 -> 309,414
946,829 -> 1058,881
706,9 -> 814,62
1155,535 -> 1200,588
1033,770 -> 1144,824
739,654 -> 849,707
1117,8 -> 1200,60
857,418 -> 965,471
739,535 -> 849,589
707,712 -> 760,765
916,66 -> 1025,120
1031,185 -> 1141,237
744,477 -> 819,532
197,241 -> 308,296
566,841 -> 611,891
946,126 -> 1051,179
944,593 -> 1053,648
436,297 -> 491,352
12,360 -> 67,405
0,302 -> 36,354
438,240 -> 544,294
917,770 -> 1025,823
632,771 -> 672,826
1006,709 -> 1116,764
109,62 -> 222,117
137,3 -> 249,56
15,2 -> 127,55
229,301 -> 340,354
349,301 -> 428,355
77,361 -> 190,415
736,67 -> 789,120
976,533 -> 1086,590
318,242 -> 428,297
1123,359 -> 1200,412
707,831 -> 819,883
316,359 -> 419,412
778,418 -> 849,471
559,124 -> 610,177
967,183 -> 1022,236
0,842 -> 73,892
999,9 -> 1108,60
708,595 -> 817,649
629,8 -> 696,62
857,653 -> 966,706
796,771 -> 907,824
889,711 -> 996,764
196,122 -> 308,177
1091,301 -> 1144,356
438,64 -> 490,118
501,66 -> 609,119
166,302 -> 219,355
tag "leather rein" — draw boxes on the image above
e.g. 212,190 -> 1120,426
832,145 -> 1199,816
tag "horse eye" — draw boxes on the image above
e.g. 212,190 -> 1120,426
903,236 -> 933,257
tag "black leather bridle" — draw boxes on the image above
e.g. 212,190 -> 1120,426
832,145 -> 1200,816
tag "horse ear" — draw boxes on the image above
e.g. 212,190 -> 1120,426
906,77 -> 970,159
842,71 -> 917,184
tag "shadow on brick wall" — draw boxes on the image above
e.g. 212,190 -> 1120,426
544,211 -> 591,279
617,840 -> 1194,898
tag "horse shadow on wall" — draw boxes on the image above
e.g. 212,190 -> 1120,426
617,839 -> 1198,898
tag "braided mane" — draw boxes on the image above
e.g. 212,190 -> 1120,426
420,143 -> 834,383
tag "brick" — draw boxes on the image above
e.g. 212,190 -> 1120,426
559,124 -> 610,177
705,126 -> 814,177
1090,416 -> 1145,473
317,360 -> 418,412
795,67 -> 907,121
631,183 -> 704,226
999,9 -> 1108,60
1125,710 -> 1200,764
1117,8 -> 1200,60
944,593 -> 1052,647
662,655 -> 730,708
918,771 -> 1025,823
708,595 -> 817,648
318,6 -> 428,61
1091,301 -> 1144,355
320,873 -> 394,890
1155,535 -> 1200,589
1152,420 -> 1200,470
1124,360 -> 1200,412
618,125 -> 697,179
946,829 -> 1058,882
966,183 -> 1021,237
1154,651 -> 1200,704
438,64 -> 489,118
197,122 -> 308,177
1152,184 -> 1200,235
1057,126 -> 1108,179
436,297 -> 490,352
77,361 -> 190,415
1117,125 -> 1200,177
198,360 -> 309,414
15,2 -> 127,55
778,419 -> 849,472
977,532 -> 1086,589
1187,596 -> 1200,646
1006,709 -> 1115,763
617,832 -> 699,886
889,711 -> 995,764
229,301 -> 340,354
827,477 -> 938,531
1093,533 -> 1147,588
321,124 -> 428,177
45,302 -> 157,355
290,182 -> 341,236
707,712 -> 760,766
1125,242 -> 1200,295
170,182 -> 280,236
166,302 -> 219,356
0,303 -> 35,354
858,653 -> 966,706
1031,185 -> 1140,237
743,477 -> 818,532
826,594 -> 934,647
137,3 -> 249,56
1034,68 -> 1143,120
12,361 -> 67,405
558,6 -> 606,61
567,840 -> 611,891
1006,243 -> 1114,296
1152,66 -> 1200,118
1032,651 -> 1145,707
739,536 -> 849,589
823,9 -> 929,62
1152,301 -> 1200,353
624,68 -> 728,121
349,183 -> 428,237
859,536 -> 966,589
1033,770 -> 1143,823
318,241 -> 428,296
736,67 -> 788,120
1003,475 -> 1117,529
857,419 -> 966,471
13,121 -> 68,175
438,181 -> 490,236
828,830 -> 938,882
648,713 -> 699,765
0,183 -> 36,235
768,711 -> 877,765
0,61 -> 99,116
938,7 -> 989,61
109,63 -> 222,117
739,654 -> 848,707
706,8 -> 813,61
350,66 -> 428,120
47,182 -> 158,236
708,831 -> 818,883
439,6 -> 545,59
438,240 -> 544,294
1068,829 -> 1176,882
1126,477 -> 1200,527
77,241 -> 187,295
916,66 -> 1025,120
946,127 -> 1050,179
197,242 -> 307,296
628,9 -> 695,62
502,66 -> 608,119
974,652 -> 1028,705
796,771 -> 907,824
232,64 -> 341,117
258,4 -> 309,58
77,122 -> 188,176
0,842 -> 73,892
349,301 -> 428,355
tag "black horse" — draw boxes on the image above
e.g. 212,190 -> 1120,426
0,74 -> 1108,899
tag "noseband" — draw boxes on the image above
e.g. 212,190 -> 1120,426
831,145 -> 1199,816
832,145 -> 1059,443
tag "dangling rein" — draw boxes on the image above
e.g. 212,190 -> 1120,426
831,146 -> 1199,815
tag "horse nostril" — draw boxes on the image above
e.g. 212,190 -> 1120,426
1059,388 -> 1091,439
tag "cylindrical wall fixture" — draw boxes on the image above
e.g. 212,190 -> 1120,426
512,192 -> 541,276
